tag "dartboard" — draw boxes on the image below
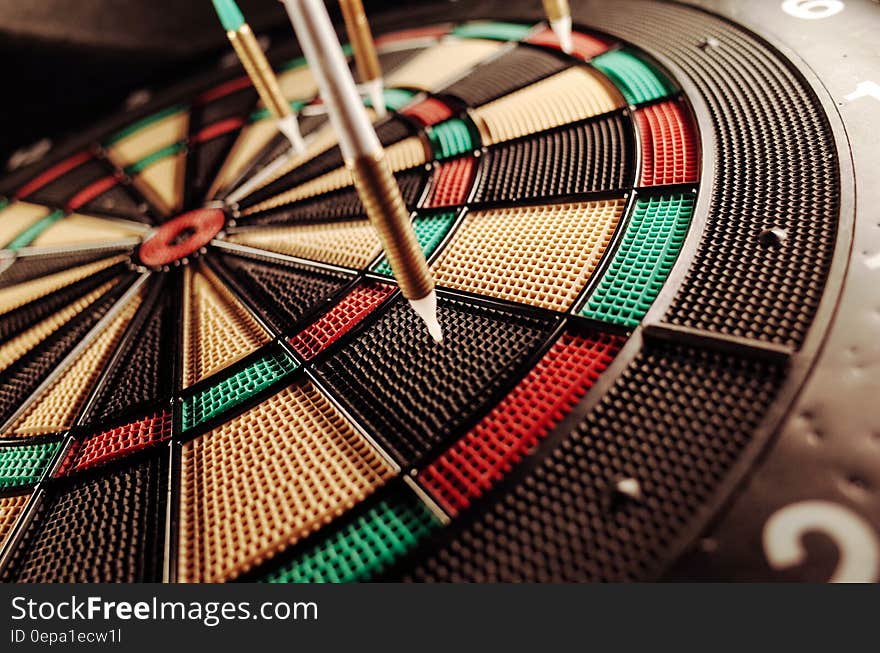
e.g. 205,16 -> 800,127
0,0 -> 877,583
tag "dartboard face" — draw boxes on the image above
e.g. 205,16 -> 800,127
0,0 -> 875,583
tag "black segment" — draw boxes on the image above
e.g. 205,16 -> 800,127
186,85 -> 257,205
0,261 -> 128,343
214,251 -> 352,335
186,132 -> 240,208
314,296 -> 556,467
473,114 -> 633,203
79,181 -> 150,222
238,116 -> 414,211
84,277 -> 175,424
2,454 -> 167,583
237,168 -> 427,226
440,46 -> 568,107
398,342 -> 784,582
0,273 -> 134,428
587,1 -> 839,348
24,156 -> 108,208
0,248 -> 130,289
193,85 -> 257,126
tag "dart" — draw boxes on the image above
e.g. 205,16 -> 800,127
339,0 -> 386,118
280,0 -> 443,342
211,0 -> 307,154
542,0 -> 573,54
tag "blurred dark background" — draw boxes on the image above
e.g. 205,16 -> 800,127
0,0 -> 290,168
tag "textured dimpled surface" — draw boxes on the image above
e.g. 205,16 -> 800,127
472,67 -> 623,145
0,276 -> 132,428
583,194 -> 694,327
419,331 -> 624,515
264,486 -> 439,583
314,296 -> 556,467
181,349 -> 298,431
474,115 -> 632,202
403,344 -> 785,582
178,381 -> 395,583
588,0 -> 839,348
440,46 -> 568,107
216,253 -> 351,335
289,283 -> 394,360
85,284 -> 174,424
3,455 -> 167,583
57,410 -> 173,476
0,493 -> 29,550
432,199 -> 624,311
0,440 -> 62,488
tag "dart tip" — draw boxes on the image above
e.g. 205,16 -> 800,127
212,0 -> 245,32
408,291 -> 443,343
277,114 -> 307,155
550,16 -> 573,54
364,78 -> 387,118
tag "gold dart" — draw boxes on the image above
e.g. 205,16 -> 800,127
212,0 -> 307,153
281,0 -> 443,342
339,0 -> 386,117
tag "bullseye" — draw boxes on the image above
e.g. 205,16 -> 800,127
137,208 -> 225,267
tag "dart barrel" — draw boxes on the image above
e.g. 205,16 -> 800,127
349,151 -> 434,300
227,24 -> 292,120
339,0 -> 382,83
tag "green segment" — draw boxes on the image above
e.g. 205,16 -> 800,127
211,0 -> 245,31
0,197 -> 9,212
181,350 -> 298,432
249,99 -> 305,123
452,21 -> 533,41
279,55 -> 308,73
582,194 -> 694,327
264,490 -> 439,583
124,142 -> 186,176
0,440 -> 62,488
592,50 -> 675,105
7,209 -> 64,251
365,88 -> 416,112
374,211 -> 457,275
428,119 -> 476,160
104,105 -> 187,146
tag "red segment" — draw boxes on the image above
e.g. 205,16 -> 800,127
14,150 -> 93,199
56,410 -> 173,476
525,27 -> 612,60
635,100 -> 699,186
195,76 -> 252,105
289,282 -> 394,360
66,175 -> 120,211
190,117 -> 246,144
138,208 -> 225,267
375,25 -> 451,47
425,157 -> 475,208
418,332 -> 624,516
402,98 -> 455,127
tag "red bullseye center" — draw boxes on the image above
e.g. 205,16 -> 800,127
138,208 -> 225,267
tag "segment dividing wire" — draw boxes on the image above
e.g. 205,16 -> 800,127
0,271 -> 152,577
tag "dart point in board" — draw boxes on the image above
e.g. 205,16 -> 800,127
542,0 -> 573,54
280,0 -> 443,342
211,0 -> 307,154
